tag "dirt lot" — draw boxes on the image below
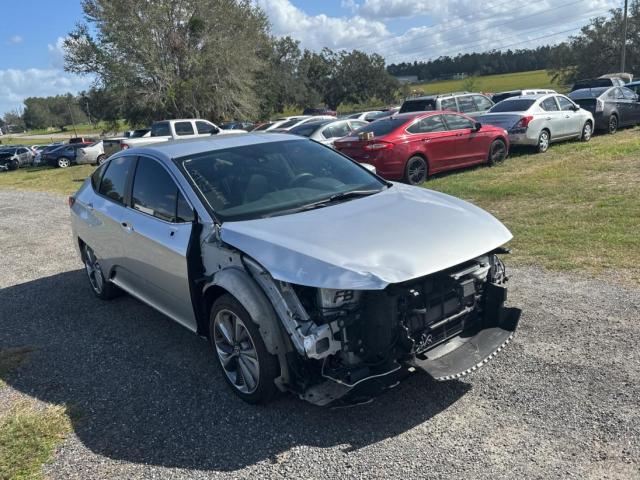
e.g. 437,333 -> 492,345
1,189 -> 639,479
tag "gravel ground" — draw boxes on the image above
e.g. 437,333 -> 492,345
1,189 -> 639,479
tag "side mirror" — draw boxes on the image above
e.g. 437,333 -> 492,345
572,104 -> 580,111
472,122 -> 482,132
362,163 -> 377,174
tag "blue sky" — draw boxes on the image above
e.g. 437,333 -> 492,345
0,0 -> 620,115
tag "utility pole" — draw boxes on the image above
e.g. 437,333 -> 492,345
621,0 -> 629,73
67,102 -> 78,138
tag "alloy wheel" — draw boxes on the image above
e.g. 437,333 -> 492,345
582,122 -> 592,141
406,157 -> 427,185
538,131 -> 550,153
608,115 -> 618,134
58,157 -> 70,168
213,309 -> 260,395
490,140 -> 507,163
84,246 -> 104,295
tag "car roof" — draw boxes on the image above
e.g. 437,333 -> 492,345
127,133 -> 305,160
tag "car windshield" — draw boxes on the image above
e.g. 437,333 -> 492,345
276,119 -> 302,129
399,98 -> 436,113
289,123 -> 325,137
179,139 -> 386,222
253,123 -> 273,131
569,88 -> 609,99
489,99 -> 536,112
351,117 -> 407,136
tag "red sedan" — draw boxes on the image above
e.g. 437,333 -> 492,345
334,111 -> 509,185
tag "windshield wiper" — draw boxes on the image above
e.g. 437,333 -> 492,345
328,189 -> 382,202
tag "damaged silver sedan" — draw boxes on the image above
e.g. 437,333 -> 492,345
70,133 -> 520,405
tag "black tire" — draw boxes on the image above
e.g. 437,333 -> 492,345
536,129 -> 550,153
607,114 -> 618,134
10,159 -> 19,171
209,294 -> 279,404
57,157 -> 71,168
96,154 -> 106,166
580,121 -> 593,142
404,155 -> 428,185
82,244 -> 120,300
488,139 -> 508,166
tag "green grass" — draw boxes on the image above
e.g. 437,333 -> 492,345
0,347 -> 72,480
0,165 -> 96,195
411,69 -> 566,95
0,402 -> 71,480
426,128 -> 640,282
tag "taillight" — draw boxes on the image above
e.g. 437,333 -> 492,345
363,141 -> 394,151
120,143 -> 129,150
68,196 -> 75,208
596,99 -> 604,112
510,116 -> 533,133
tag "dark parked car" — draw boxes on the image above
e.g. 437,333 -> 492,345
42,143 -> 92,168
570,77 -> 626,92
568,86 -> 640,133
303,107 -> 337,116
491,89 -> 556,104
69,137 -> 96,144
334,111 -> 509,185
220,121 -> 254,130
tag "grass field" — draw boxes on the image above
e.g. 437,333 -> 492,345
0,128 -> 638,282
411,69 -> 565,95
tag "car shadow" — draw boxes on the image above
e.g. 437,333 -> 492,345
0,270 -> 470,472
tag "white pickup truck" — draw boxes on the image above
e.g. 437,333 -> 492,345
119,119 -> 245,150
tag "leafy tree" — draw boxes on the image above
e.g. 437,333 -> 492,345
22,95 -> 87,130
549,1 -> 640,83
64,0 -> 271,124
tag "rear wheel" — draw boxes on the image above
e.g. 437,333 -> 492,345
57,157 -> 71,168
488,139 -> 507,165
83,244 -> 119,300
404,156 -> 428,185
536,130 -> 550,153
209,294 -> 278,404
580,121 -> 593,142
608,114 -> 618,134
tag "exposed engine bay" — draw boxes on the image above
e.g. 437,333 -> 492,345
244,251 -> 520,406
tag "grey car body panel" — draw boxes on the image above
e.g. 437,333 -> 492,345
219,182 -> 512,290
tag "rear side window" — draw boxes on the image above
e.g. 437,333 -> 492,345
407,115 -> 446,134
457,96 -> 477,114
474,95 -> 493,111
440,97 -> 457,111
98,156 -> 134,204
443,114 -> 474,130
196,121 -> 217,135
399,99 -> 436,113
557,96 -> 575,111
131,157 -> 193,223
151,122 -> 170,137
175,121 -> 195,136
91,162 -> 107,190
540,98 -> 559,111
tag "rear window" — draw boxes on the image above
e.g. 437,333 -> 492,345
277,119 -> 301,129
569,88 -> 608,99
290,124 -> 320,137
490,99 -> 536,113
351,118 -> 408,136
399,99 -> 436,113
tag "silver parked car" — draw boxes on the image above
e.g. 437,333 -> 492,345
0,146 -> 34,170
478,94 -> 594,153
288,118 -> 368,147
76,141 -> 106,165
70,134 -> 520,405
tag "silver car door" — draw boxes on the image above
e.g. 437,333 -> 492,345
119,155 -> 197,331
557,95 -> 582,135
539,97 -> 566,138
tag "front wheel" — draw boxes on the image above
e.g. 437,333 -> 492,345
580,121 -> 593,142
488,139 -> 507,165
536,130 -> 550,153
57,157 -> 71,168
404,156 -> 428,185
210,294 -> 279,404
9,159 -> 19,170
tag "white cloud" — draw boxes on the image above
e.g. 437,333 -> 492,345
258,0 -> 621,64
0,69 -> 92,115
7,35 -> 23,45
47,37 -> 67,69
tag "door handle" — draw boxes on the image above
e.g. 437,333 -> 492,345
456,133 -> 464,137
422,138 -> 431,142
545,117 -> 552,120
121,221 -> 134,232
86,202 -> 94,210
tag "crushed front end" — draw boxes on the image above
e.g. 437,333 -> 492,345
245,251 -> 520,406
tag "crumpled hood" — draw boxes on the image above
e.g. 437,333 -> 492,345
220,183 -> 512,290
